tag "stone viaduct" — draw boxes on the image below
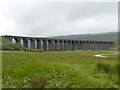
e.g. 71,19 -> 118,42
3,35 -> 114,51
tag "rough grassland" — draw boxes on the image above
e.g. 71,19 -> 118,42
2,50 -> 119,88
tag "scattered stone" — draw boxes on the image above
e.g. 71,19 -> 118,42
94,54 -> 107,58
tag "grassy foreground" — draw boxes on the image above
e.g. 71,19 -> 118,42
2,50 -> 119,88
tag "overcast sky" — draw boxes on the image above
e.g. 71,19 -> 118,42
0,0 -> 118,37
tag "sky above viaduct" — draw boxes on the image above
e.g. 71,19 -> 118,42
0,0 -> 118,37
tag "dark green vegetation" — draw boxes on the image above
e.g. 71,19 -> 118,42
2,43 -> 23,51
2,50 -> 119,88
1,43 -> 43,52
0,36 -> 11,50
50,32 -> 118,42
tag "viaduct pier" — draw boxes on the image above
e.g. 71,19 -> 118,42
3,35 -> 114,51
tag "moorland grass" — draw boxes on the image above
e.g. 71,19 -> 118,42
2,50 -> 119,88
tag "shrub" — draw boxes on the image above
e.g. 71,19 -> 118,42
29,49 -> 36,52
13,44 -> 22,51
29,49 -> 44,52
96,62 -> 112,73
2,44 -> 10,50
2,43 -> 22,51
22,47 -> 30,51
96,62 -> 119,74
2,43 -> 13,50
31,76 -> 47,88
116,64 -> 120,75
2,43 -> 44,52
39,49 -> 44,52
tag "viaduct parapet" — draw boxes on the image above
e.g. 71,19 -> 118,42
2,35 -> 114,51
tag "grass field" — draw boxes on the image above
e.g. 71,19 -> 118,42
2,50 -> 119,88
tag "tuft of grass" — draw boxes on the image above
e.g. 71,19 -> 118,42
96,62 -> 111,73
116,64 -> 120,75
31,75 -> 47,88
96,62 -> 118,74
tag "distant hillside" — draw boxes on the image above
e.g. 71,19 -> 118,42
50,32 -> 118,42
0,36 -> 11,46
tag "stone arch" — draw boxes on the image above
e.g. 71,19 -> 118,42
30,38 -> 35,49
64,40 -> 68,51
12,38 -> 20,44
93,41 -> 97,50
36,39 -> 42,50
22,38 -> 28,48
78,41 -> 82,50
80,41 -> 84,50
48,40 -> 53,51
42,39 -> 47,51
59,40 -> 63,51
71,41 -> 76,50
68,40 -> 72,50
55,40 -> 59,51
83,41 -> 88,50
97,42 -> 101,50
86,41 -> 90,50
12,38 -> 16,44
77,41 -> 80,50
20,38 -> 24,47
75,41 -> 78,50
101,42 -> 104,50
86,41 -> 89,50
91,41 -> 95,50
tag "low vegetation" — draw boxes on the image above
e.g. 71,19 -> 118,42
2,43 -> 22,51
1,43 -> 43,52
2,50 -> 119,88
96,62 -> 118,74
31,75 -> 48,88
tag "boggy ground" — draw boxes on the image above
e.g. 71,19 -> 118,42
2,50 -> 119,88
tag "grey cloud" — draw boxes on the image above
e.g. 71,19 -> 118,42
65,2 -> 117,21
1,2 -> 118,37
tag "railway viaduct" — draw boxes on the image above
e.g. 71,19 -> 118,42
2,35 -> 114,51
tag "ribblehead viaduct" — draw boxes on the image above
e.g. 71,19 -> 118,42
2,35 -> 114,51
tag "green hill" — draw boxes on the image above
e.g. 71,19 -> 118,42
0,36 -> 11,50
50,32 -> 118,42
0,36 -> 11,45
